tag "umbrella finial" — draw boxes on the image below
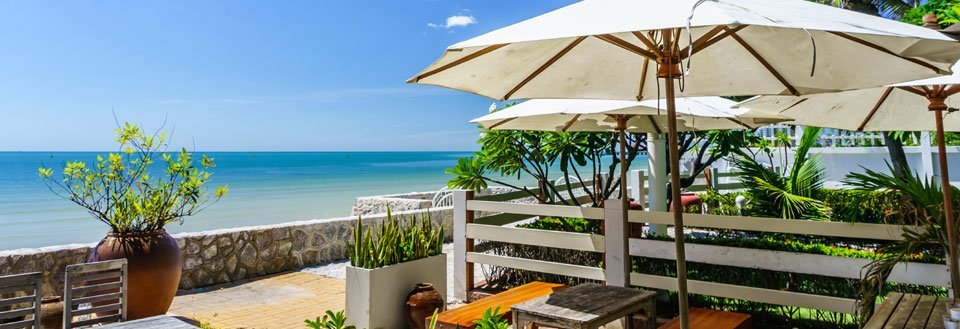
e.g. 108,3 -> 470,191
923,13 -> 940,29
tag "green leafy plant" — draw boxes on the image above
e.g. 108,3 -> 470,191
901,0 -> 960,28
473,307 -> 509,329
732,126 -> 829,219
348,208 -> 444,269
37,122 -> 227,233
304,310 -> 355,329
843,164 -> 957,321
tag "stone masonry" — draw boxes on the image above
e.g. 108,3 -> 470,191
0,207 -> 453,297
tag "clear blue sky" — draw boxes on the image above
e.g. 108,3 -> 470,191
0,1 -> 576,151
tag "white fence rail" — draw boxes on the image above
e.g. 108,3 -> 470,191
452,171 -> 948,315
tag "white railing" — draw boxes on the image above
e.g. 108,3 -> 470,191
452,172 -> 947,315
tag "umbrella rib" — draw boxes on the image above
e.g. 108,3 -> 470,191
647,116 -> 662,134
726,28 -> 799,96
637,58 -> 650,100
595,34 -> 658,61
561,114 -> 582,132
856,87 -> 894,132
897,86 -> 926,98
944,84 -> 960,96
503,36 -> 587,100
827,31 -> 943,74
412,44 -> 509,82
679,25 -> 744,60
632,32 -> 663,58
488,117 -> 516,130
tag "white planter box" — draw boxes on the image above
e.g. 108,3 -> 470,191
345,254 -> 447,329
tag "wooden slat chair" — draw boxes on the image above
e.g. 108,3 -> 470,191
0,272 -> 42,329
63,260 -> 128,329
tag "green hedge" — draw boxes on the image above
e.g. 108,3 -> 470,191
478,216 -> 946,329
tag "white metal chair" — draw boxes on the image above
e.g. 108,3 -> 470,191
0,272 -> 42,329
63,259 -> 127,328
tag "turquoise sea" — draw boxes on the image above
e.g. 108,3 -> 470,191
0,152 -> 479,250
0,151 -> 646,250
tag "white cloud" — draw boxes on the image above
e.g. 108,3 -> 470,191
427,14 -> 477,30
445,15 -> 476,28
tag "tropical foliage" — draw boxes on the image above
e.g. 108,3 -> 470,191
901,0 -> 960,27
347,208 -> 444,269
38,122 -> 228,233
843,165 -> 957,320
473,307 -> 510,329
732,126 -> 829,219
304,310 -> 355,329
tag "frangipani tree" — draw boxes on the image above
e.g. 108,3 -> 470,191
39,122 -> 228,233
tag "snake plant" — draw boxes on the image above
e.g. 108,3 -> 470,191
348,207 -> 444,269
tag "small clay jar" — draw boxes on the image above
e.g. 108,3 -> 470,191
39,296 -> 63,329
405,283 -> 445,329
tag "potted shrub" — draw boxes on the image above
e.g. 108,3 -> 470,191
345,210 -> 446,329
38,122 -> 227,320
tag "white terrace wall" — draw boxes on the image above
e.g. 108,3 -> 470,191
352,187 -> 518,217
0,207 -> 453,297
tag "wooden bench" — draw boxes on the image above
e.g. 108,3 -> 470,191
862,292 -> 958,329
434,282 -> 566,329
659,308 -> 751,329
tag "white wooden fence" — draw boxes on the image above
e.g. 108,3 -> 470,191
452,172 -> 949,315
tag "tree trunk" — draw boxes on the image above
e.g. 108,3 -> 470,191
884,132 -> 912,179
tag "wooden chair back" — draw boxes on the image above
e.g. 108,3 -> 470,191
0,272 -> 42,329
63,260 -> 127,329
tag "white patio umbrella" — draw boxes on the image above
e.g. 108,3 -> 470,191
474,97 -> 784,133
409,0 -> 960,326
738,62 -> 960,294
473,96 -> 785,215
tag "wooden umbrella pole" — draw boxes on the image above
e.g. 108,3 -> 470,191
935,108 -> 960,295
662,29 -> 690,329
618,117 -> 630,211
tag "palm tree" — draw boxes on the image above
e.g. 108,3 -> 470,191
732,126 -> 829,219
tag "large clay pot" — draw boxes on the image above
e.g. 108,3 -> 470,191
39,296 -> 63,329
90,229 -> 182,320
405,283 -> 445,329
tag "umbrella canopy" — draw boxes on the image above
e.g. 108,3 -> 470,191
738,63 -> 960,132
473,97 -> 786,132
738,61 -> 960,298
409,1 -> 960,327
409,0 -> 960,100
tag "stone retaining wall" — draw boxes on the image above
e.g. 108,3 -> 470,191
0,207 -> 453,297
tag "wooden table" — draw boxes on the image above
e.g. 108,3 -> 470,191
863,292 -> 959,329
436,282 -> 566,329
99,315 -> 199,328
511,283 -> 658,329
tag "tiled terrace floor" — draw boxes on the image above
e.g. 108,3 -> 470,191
169,271 -> 345,329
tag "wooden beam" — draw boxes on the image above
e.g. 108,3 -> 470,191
412,44 -> 509,82
857,87 -> 894,132
595,34 -> 658,61
503,36 -> 586,100
828,31 -> 943,74
944,84 -> 960,96
727,28 -> 799,96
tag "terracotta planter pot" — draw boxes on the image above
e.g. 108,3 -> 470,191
406,283 -> 445,329
90,229 -> 182,320
39,296 -> 63,329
